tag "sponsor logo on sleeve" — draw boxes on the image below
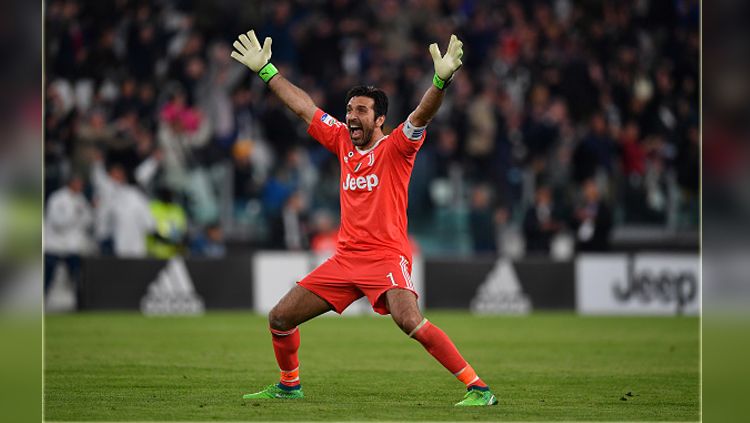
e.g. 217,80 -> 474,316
320,113 -> 342,127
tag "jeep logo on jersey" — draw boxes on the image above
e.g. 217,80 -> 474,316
343,173 -> 379,191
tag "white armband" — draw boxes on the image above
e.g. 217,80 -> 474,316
403,121 -> 427,141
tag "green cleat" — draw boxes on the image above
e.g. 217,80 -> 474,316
242,384 -> 304,400
454,388 -> 498,406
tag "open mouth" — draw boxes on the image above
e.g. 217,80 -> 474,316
348,123 -> 363,139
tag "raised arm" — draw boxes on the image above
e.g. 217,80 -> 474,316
266,75 -> 317,125
231,30 -> 316,124
408,35 -> 464,128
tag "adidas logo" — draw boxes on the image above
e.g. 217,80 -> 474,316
470,259 -> 531,314
140,257 -> 205,315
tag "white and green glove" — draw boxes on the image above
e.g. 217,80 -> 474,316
230,29 -> 277,83
429,34 -> 464,90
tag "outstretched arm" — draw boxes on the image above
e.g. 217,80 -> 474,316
266,75 -> 317,125
408,85 -> 446,128
231,30 -> 316,124
408,34 -> 464,128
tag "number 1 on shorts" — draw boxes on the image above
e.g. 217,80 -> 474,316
386,272 -> 397,286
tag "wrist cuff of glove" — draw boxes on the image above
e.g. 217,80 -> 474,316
258,62 -> 279,83
432,73 -> 453,90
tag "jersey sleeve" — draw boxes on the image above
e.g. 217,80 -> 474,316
307,108 -> 347,155
390,120 -> 427,158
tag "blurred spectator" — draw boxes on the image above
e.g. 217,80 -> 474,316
157,88 -> 217,223
618,120 -> 646,178
261,95 -> 303,159
468,185 -> 497,254
262,147 -> 318,214
433,126 -> 462,179
282,146 -> 319,203
232,139 -> 261,206
465,86 -> 498,182
43,175 -> 93,294
158,89 -> 211,188
112,78 -> 139,119
190,222 -> 227,258
523,84 -> 560,161
572,180 -> 613,252
298,16 -> 342,81
95,162 -> 155,257
90,157 -> 119,254
260,1 -> 298,66
44,79 -> 76,199
73,109 -> 115,176
572,112 -> 615,184
493,206 -> 512,257
262,168 -> 296,216
675,124 -> 700,227
90,150 -> 159,254
147,187 -> 188,259
270,190 -> 309,250
202,41 -> 246,151
137,82 -> 158,131
641,137 -> 670,223
523,185 -> 564,256
125,4 -> 162,80
309,210 -> 339,256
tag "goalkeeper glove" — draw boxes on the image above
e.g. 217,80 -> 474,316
429,34 -> 464,90
230,29 -> 278,83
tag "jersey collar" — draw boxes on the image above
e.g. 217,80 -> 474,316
355,135 -> 387,155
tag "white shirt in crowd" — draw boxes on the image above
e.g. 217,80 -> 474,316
91,157 -> 159,243
44,186 -> 94,255
99,183 -> 156,258
91,161 -> 117,242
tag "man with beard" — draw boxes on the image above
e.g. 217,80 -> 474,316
231,29 -> 497,406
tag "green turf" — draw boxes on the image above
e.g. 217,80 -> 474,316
44,312 -> 699,421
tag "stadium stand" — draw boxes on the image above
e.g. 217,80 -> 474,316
44,0 -> 699,257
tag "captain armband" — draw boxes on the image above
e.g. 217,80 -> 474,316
403,120 -> 427,141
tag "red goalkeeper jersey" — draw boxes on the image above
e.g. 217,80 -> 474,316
307,108 -> 425,259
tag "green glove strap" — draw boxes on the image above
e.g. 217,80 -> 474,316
258,62 -> 279,83
432,73 -> 451,90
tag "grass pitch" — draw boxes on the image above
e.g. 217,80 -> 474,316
44,312 -> 699,421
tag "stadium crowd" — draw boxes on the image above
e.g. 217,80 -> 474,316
44,0 -> 699,261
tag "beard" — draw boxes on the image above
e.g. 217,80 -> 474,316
348,119 -> 374,147
351,126 -> 374,147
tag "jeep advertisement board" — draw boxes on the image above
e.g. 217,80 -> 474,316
76,253 -> 699,316
576,253 -> 700,315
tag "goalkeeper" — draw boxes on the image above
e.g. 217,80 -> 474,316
231,29 -> 498,407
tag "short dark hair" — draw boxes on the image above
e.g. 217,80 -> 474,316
345,86 -> 388,119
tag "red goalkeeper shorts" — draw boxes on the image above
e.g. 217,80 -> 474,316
297,253 -> 417,315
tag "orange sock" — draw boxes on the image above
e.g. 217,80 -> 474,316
410,319 -> 488,390
454,364 -> 488,389
270,327 -> 301,388
279,367 -> 299,387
